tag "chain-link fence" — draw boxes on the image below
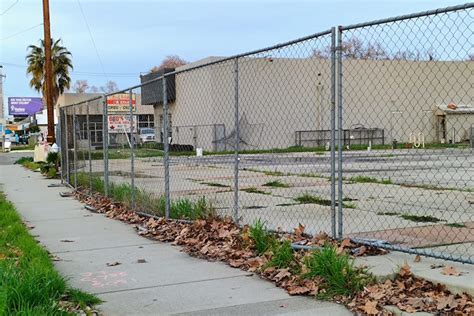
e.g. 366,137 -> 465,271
59,3 -> 473,264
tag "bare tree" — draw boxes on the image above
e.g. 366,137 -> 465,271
100,80 -> 119,93
89,85 -> 99,93
150,55 -> 187,72
72,80 -> 89,93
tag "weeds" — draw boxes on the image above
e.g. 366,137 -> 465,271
400,214 -> 443,223
377,211 -> 400,216
445,223 -> 466,228
263,180 -> 290,188
303,245 -> 373,298
267,240 -> 296,270
295,193 -> 332,206
249,219 -> 275,255
200,182 -> 230,188
349,176 -> 392,185
241,187 -> 270,195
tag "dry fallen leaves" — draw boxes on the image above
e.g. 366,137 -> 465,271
441,266 -> 461,276
73,188 -> 474,316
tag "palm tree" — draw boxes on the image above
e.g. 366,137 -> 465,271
26,38 -> 73,107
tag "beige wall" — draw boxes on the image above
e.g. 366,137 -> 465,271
57,93 -> 154,116
156,57 -> 473,151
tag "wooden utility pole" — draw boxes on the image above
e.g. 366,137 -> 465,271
42,0 -> 55,143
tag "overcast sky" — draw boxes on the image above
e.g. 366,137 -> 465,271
0,0 -> 465,113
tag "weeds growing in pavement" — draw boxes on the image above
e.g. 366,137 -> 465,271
445,223 -> 466,228
349,175 -> 392,185
303,245 -> 373,298
400,214 -> 442,223
249,219 -> 276,255
377,211 -> 400,216
263,180 -> 290,188
295,193 -> 332,206
241,187 -> 271,195
200,182 -> 230,188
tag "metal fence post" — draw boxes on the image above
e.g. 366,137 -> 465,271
86,101 -> 92,195
102,96 -> 109,196
72,106 -> 78,189
162,77 -> 171,219
336,26 -> 344,239
233,58 -> 240,224
64,108 -> 70,185
129,90 -> 136,209
330,27 -> 337,239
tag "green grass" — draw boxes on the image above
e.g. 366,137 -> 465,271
14,157 -> 34,165
377,211 -> 400,216
72,172 -> 214,220
400,214 -> 443,223
267,240 -> 296,270
303,245 -> 373,298
249,219 -> 276,255
294,193 -> 356,209
399,183 -> 473,193
0,193 -> 100,315
263,180 -> 290,188
295,193 -> 332,206
10,144 -> 35,151
445,223 -> 466,228
349,176 -> 392,185
241,187 -> 271,195
200,182 -> 230,188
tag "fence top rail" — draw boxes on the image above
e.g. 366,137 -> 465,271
101,28 -> 332,98
340,2 -> 473,31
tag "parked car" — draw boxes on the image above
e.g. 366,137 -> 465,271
138,128 -> 155,144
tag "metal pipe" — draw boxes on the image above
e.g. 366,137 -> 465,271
64,109 -> 70,185
72,107 -> 78,189
337,26 -> 344,239
130,90 -> 136,209
162,78 -> 171,219
340,3 -> 473,31
330,27 -> 337,239
86,101 -> 92,196
233,58 -> 240,224
102,97 -> 109,196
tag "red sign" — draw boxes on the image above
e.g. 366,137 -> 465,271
107,94 -> 136,113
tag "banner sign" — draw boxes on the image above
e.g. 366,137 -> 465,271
108,115 -> 137,133
107,94 -> 136,113
8,97 -> 43,116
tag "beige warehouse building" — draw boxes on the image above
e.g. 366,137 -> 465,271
151,57 -> 473,151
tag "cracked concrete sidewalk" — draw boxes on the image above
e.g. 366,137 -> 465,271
0,163 -> 351,316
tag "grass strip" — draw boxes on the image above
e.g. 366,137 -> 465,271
0,193 -> 100,315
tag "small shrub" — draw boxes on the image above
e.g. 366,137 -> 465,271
303,245 -> 372,298
14,157 -> 33,165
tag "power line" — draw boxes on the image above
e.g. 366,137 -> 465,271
76,0 -> 109,81
1,61 -> 138,77
1,23 -> 43,41
1,0 -> 19,16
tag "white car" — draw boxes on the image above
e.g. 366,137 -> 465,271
138,128 -> 155,144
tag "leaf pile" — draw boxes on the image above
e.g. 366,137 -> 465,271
347,264 -> 474,315
73,188 -> 474,315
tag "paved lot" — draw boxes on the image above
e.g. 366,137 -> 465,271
74,148 -> 474,261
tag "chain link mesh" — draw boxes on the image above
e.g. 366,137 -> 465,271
58,4 -> 473,264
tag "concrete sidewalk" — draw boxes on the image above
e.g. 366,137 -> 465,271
0,164 -> 351,316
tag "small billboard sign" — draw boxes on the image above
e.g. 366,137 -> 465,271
108,115 -> 137,133
107,94 -> 136,113
8,97 -> 43,116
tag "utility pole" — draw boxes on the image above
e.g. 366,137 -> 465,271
42,0 -> 55,144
